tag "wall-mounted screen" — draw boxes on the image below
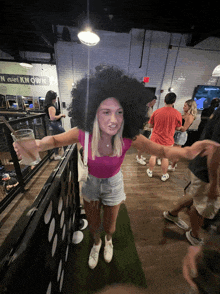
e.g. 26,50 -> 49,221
192,85 -> 220,110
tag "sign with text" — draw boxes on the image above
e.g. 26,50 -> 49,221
0,74 -> 50,86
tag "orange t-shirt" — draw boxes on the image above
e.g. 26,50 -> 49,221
149,107 -> 182,146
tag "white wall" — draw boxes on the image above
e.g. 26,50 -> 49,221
55,27 -> 220,130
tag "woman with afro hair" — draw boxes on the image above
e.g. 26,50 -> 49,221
13,65 -> 219,270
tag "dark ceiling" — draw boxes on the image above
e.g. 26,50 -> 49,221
1,0 -> 220,63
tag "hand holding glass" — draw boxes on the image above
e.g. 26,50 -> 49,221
12,129 -> 41,166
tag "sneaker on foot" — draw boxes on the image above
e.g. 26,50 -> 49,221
54,155 -> 62,161
104,235 -> 113,263
146,168 -> 153,177
163,211 -> 189,230
157,158 -> 161,165
136,155 -> 146,165
161,173 -> 169,181
88,240 -> 102,269
141,155 -> 146,161
186,230 -> 204,246
51,154 -> 62,161
168,165 -> 176,171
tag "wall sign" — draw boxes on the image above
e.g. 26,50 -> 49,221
143,77 -> 150,83
0,74 -> 50,86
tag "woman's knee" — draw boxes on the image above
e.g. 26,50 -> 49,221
103,219 -> 117,235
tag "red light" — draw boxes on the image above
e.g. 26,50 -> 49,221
143,77 -> 149,83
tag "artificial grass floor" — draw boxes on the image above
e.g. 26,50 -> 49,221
63,203 -> 147,294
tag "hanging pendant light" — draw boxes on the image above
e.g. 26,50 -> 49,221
78,29 -> 100,46
77,0 -> 100,46
212,65 -> 220,77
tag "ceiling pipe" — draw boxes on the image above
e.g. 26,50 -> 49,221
139,29 -> 146,68
144,30 -> 153,74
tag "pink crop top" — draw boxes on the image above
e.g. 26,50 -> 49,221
78,129 -> 132,178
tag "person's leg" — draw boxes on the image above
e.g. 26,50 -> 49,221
161,158 -> 169,174
148,155 -> 156,171
83,199 -> 102,269
147,155 -> 156,177
188,205 -> 204,239
103,203 -> 121,240
163,195 -> 192,230
50,121 -> 66,154
136,150 -> 146,165
102,203 -> 121,263
83,199 -> 102,245
168,144 -> 180,171
169,196 -> 194,216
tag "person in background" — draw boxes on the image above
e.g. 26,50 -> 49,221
146,92 -> 182,181
136,96 -> 157,165
197,98 -> 219,138
168,99 -> 197,171
44,90 -> 66,160
2,173 -> 18,194
163,108 -> 220,246
14,66 -> 218,271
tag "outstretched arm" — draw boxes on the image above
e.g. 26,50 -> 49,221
131,134 -> 220,162
207,145 -> 220,200
37,127 -> 79,151
14,127 -> 80,159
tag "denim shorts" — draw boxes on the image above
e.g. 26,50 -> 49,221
81,170 -> 126,206
174,131 -> 188,146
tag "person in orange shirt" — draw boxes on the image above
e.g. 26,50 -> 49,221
146,92 -> 182,181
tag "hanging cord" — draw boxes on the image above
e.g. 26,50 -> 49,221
169,34 -> 183,90
83,0 -> 90,166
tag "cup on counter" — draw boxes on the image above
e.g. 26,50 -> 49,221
11,129 -> 41,166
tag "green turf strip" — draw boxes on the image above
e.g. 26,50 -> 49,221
63,203 -> 147,294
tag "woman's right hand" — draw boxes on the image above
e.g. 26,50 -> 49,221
13,139 -> 40,161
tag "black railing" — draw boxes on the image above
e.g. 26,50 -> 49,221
0,112 -> 53,213
0,144 -> 82,294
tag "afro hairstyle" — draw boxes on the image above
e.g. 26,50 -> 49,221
68,65 -> 154,139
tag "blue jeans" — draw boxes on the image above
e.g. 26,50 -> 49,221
49,121 -> 66,154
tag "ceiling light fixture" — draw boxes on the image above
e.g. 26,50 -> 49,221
77,0 -> 100,46
212,65 -> 220,77
19,62 -> 33,68
78,29 -> 100,46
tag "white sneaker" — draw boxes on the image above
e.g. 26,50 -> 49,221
104,235 -> 113,263
168,165 -> 175,171
186,230 -> 204,246
141,155 -> 146,161
157,158 -> 161,165
51,154 -> 62,161
88,240 -> 102,269
146,168 -> 153,177
54,155 -> 62,161
136,155 -> 146,165
161,173 -> 169,181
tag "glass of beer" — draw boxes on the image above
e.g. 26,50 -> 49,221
11,129 -> 41,166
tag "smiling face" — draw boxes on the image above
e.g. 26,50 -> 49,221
97,97 -> 124,137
